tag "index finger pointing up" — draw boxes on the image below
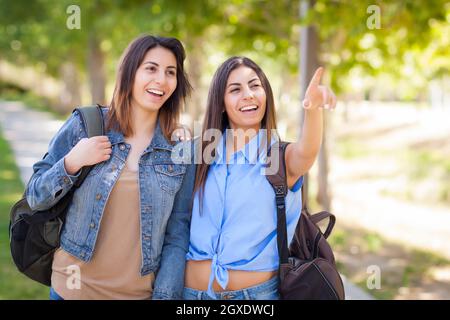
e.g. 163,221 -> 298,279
307,67 -> 324,89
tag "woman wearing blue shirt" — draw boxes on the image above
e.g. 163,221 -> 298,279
184,56 -> 336,300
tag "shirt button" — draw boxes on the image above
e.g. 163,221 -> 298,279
80,252 -> 85,258
63,177 -> 70,184
119,144 -> 125,151
111,164 -> 117,171
90,222 -> 95,229
168,165 -> 173,173
95,194 -> 101,200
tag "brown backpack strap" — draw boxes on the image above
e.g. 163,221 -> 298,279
266,141 -> 290,265
310,211 -> 336,239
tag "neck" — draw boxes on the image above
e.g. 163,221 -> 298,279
129,104 -> 158,138
226,125 -> 260,154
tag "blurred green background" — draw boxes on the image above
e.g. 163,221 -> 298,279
0,0 -> 449,300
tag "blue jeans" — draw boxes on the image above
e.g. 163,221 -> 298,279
49,287 -> 64,300
183,276 -> 280,300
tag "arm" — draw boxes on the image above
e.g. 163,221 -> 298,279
152,143 -> 196,300
26,110 -> 112,211
285,67 -> 337,189
25,111 -> 83,211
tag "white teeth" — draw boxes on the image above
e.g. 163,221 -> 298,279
147,89 -> 164,96
239,105 -> 258,112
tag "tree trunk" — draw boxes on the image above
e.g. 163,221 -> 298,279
87,33 -> 106,105
185,38 -> 205,126
299,0 -> 319,209
58,61 -> 81,113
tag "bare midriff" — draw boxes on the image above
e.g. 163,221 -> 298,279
185,260 -> 277,292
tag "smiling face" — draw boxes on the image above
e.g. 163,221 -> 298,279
131,46 -> 178,113
224,66 -> 267,131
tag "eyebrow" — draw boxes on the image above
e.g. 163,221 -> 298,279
143,61 -> 177,69
227,77 -> 260,88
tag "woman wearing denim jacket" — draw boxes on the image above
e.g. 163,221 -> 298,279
183,56 -> 337,300
25,35 -> 194,300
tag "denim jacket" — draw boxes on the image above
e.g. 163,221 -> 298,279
25,108 -> 195,299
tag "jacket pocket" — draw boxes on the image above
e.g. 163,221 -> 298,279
154,164 -> 186,194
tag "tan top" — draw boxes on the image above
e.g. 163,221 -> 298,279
51,165 -> 154,300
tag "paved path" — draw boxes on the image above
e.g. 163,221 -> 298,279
0,100 -> 374,300
0,101 -> 63,184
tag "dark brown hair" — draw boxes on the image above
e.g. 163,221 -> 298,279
194,56 -> 278,206
106,34 -> 192,141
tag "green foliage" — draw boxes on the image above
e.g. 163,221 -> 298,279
313,0 -> 449,94
0,0 -> 448,102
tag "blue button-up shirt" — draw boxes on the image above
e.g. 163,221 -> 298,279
187,131 -> 303,298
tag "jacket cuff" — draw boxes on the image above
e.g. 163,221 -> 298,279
52,157 -> 79,197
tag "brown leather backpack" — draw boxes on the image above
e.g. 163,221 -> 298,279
266,142 -> 345,300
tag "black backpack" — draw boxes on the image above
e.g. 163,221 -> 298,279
9,105 -> 104,286
266,142 -> 345,300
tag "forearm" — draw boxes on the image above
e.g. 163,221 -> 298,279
295,108 -> 323,159
26,154 -> 81,211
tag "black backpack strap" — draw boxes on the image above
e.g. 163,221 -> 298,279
76,104 -> 104,138
266,141 -> 290,265
72,105 -> 105,187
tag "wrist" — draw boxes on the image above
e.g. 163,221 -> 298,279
305,107 -> 323,114
64,154 -> 82,175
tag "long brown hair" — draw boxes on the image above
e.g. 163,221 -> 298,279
106,35 -> 192,141
194,56 -> 278,207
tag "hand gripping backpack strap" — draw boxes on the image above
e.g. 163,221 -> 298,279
72,104 -> 105,187
266,141 -> 290,265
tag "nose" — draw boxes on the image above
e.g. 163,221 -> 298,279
154,70 -> 166,85
242,86 -> 255,100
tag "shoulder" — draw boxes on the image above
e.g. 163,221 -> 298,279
72,105 -> 109,136
57,109 -> 84,139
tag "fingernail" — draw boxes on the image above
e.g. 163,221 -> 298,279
303,100 -> 310,109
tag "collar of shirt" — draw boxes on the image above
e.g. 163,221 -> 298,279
213,130 -> 277,165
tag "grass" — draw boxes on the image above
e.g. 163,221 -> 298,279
380,150 -> 450,205
336,134 -> 450,205
405,150 -> 450,181
0,128 -> 49,299
405,150 -> 450,203
401,249 -> 449,288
